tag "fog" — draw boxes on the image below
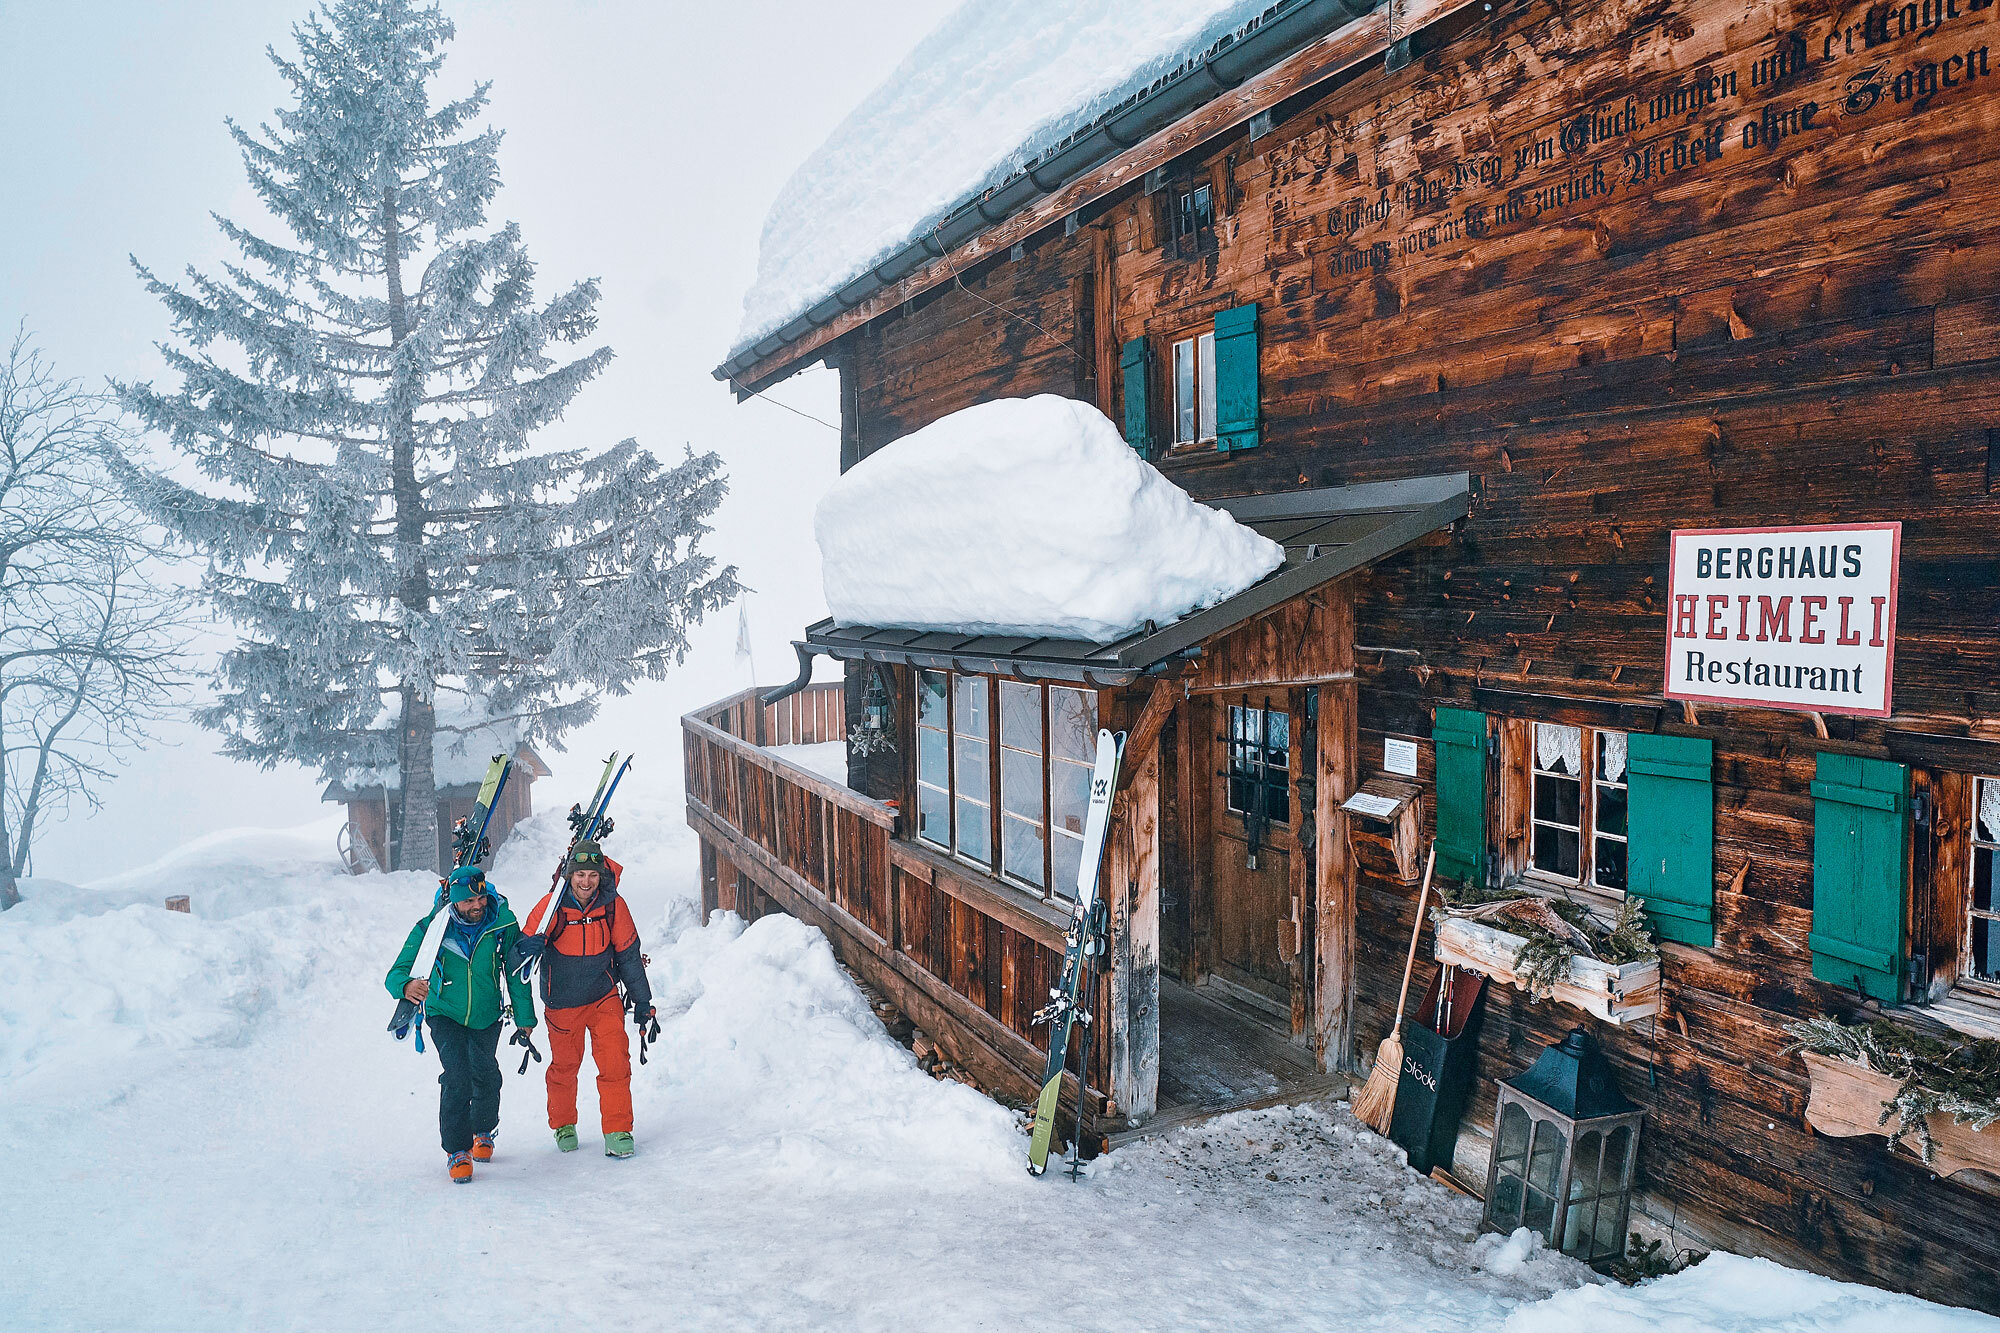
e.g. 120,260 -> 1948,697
0,0 -> 944,879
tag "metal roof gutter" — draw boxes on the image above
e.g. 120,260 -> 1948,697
716,0 -> 1379,387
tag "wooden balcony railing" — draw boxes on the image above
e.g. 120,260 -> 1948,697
681,682 -> 1107,1115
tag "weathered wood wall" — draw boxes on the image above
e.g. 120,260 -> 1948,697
828,0 -> 2000,1308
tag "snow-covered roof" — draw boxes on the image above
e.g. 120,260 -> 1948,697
727,1 -> 1302,374
815,396 -> 1283,642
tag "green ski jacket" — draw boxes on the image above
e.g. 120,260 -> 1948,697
384,894 -> 536,1031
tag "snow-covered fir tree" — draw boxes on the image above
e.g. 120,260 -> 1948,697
117,0 -> 739,871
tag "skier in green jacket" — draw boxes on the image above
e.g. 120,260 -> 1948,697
384,865 -> 536,1183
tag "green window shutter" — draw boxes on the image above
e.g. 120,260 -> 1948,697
1809,752 -> 1908,1003
1120,336 -> 1152,458
1213,302 -> 1260,452
1626,733 -> 1715,948
1432,707 -> 1487,887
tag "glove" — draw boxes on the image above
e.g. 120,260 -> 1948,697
510,1025 -> 543,1075
508,934 -> 545,980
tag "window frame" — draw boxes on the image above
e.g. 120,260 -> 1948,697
1170,324 -> 1219,450
1963,775 -> 2000,996
1516,721 -> 1630,903
909,670 -> 1098,905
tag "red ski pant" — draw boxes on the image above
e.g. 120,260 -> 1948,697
545,992 -> 632,1133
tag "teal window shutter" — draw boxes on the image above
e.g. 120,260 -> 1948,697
1213,302 -> 1260,452
1626,734 -> 1715,948
1809,753 -> 1908,1003
1120,336 -> 1151,457
1432,707 -> 1487,887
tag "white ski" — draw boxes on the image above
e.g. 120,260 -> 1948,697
1027,727 -> 1124,1175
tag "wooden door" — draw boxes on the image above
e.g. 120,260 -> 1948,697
1207,699 -> 1296,1010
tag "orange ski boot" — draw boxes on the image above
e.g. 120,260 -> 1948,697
447,1150 -> 473,1183
471,1134 -> 495,1163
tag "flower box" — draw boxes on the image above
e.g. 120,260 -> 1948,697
1800,1051 -> 2000,1179
1433,916 -> 1659,1026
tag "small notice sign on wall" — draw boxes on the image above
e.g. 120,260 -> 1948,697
1665,523 -> 1900,718
1384,737 -> 1418,777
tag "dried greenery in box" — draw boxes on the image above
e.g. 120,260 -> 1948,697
1433,879 -> 1659,1001
1784,1014 -> 2000,1164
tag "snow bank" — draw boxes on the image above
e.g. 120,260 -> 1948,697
2,823 -> 429,1106
645,910 -> 1022,1183
735,0 -> 1279,355
816,396 -> 1283,641
1505,1251 -> 1996,1332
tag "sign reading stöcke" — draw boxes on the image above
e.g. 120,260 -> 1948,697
1665,523 -> 1900,719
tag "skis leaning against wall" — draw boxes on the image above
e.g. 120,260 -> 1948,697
1027,728 -> 1125,1177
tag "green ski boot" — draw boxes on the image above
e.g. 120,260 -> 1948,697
604,1131 -> 635,1158
554,1124 -> 579,1153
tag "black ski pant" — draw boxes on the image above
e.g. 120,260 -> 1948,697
427,1015 -> 502,1155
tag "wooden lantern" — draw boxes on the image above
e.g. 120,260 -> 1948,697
1481,1027 -> 1646,1265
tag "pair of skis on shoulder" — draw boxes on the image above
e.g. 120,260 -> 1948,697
386,750 -> 634,1058
1028,727 -> 1124,1178
387,754 -> 517,1048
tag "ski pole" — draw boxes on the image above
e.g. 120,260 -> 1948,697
1067,898 -> 1109,1180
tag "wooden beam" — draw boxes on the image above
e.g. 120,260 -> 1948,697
1314,677 -> 1358,1072
729,0 -> 1486,394
1120,679 -> 1179,788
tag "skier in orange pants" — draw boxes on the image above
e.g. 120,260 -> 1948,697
518,840 -> 653,1157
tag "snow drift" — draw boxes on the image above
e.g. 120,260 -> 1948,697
734,0 -> 1282,355
815,395 -> 1283,641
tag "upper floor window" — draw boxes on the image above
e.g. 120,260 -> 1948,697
1176,183 -> 1213,242
1172,327 -> 1217,447
1528,722 -> 1628,895
915,669 -> 1097,901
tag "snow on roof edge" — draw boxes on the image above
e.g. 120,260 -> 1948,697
725,1 -> 1308,375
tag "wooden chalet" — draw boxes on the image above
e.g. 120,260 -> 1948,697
694,0 -> 2000,1311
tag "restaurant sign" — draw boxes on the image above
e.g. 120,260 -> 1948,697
1665,523 -> 1900,719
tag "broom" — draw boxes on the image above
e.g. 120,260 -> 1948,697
1352,842 -> 1437,1134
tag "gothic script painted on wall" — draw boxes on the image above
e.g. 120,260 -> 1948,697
1665,523 -> 1901,717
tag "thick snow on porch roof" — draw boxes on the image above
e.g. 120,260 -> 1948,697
799,470 -> 1472,684
730,0 -> 1285,361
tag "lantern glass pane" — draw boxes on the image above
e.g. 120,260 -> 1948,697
1491,1172 -> 1524,1227
1524,1121 -> 1566,1238
1604,1124 -> 1633,1190
1562,1197 -> 1593,1256
1497,1100 -> 1532,1171
1595,1195 -> 1624,1260
1570,1129 -> 1602,1202
1528,1120 -> 1566,1197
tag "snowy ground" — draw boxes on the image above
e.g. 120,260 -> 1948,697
5,791 -> 1996,1331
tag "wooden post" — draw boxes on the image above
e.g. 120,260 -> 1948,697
1288,685 -> 1315,1040
1313,582 -> 1359,1072
1109,740 -> 1162,1121
1181,692 -> 1213,983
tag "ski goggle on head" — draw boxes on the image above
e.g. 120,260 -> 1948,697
446,867 -> 488,902
570,846 -> 606,871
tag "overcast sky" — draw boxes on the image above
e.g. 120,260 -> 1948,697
0,0 -> 944,879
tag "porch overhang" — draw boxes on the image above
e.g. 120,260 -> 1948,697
767,471 -> 1470,700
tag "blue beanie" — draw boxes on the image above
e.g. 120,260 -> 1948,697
445,866 -> 488,902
